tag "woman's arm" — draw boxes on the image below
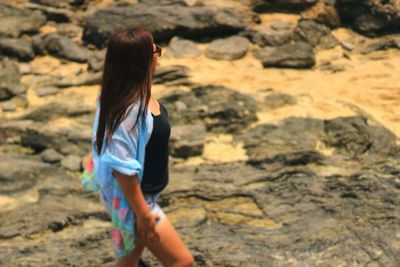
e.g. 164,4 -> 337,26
113,170 -> 152,219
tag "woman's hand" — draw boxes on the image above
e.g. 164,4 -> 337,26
135,212 -> 160,243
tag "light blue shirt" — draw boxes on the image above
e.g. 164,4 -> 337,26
81,96 -> 154,259
92,98 -> 153,213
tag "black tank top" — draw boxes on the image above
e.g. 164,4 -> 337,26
141,102 -> 171,194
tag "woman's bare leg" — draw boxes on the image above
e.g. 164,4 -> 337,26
143,214 -> 194,267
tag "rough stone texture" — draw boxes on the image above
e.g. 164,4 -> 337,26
335,0 -> 400,36
25,2 -> 73,23
253,41 -> 316,69
160,85 -> 258,134
170,124 -> 206,158
0,58 -> 28,101
81,2 -> 246,48
242,20 -> 295,47
61,154 -> 82,171
293,19 -> 339,49
0,37 -> 35,61
205,36 -> 250,60
166,36 -> 201,58
153,65 -> 192,86
0,119 -> 92,156
0,2 -> 46,38
33,33 -> 92,63
251,0 -> 318,13
301,1 -> 341,28
236,115 -> 399,165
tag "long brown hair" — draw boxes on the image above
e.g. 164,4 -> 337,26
95,26 -> 154,154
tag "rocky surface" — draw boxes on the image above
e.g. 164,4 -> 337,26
0,0 -> 399,266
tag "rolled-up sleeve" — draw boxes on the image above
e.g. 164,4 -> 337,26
102,114 -> 143,182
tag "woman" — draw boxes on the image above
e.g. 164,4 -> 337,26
81,26 -> 194,267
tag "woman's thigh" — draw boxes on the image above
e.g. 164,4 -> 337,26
144,204 -> 194,267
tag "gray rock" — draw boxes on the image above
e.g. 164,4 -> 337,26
236,115 -> 399,165
301,2 -> 340,28
0,3 -> 46,38
250,0 -> 318,13
293,19 -> 338,49
253,41 -> 315,69
170,124 -> 206,158
0,58 -> 28,101
0,101 -> 17,112
34,86 -> 59,97
24,2 -> 73,23
40,148 -> 64,163
153,65 -> 191,86
166,36 -> 201,58
0,119 -> 92,156
264,92 -> 297,109
0,153 -> 51,194
30,0 -> 72,8
161,85 -> 258,133
81,2 -> 246,48
60,154 -> 82,171
205,36 -> 250,60
139,0 -> 188,5
55,23 -> 83,39
336,0 -> 400,36
19,102 -> 94,121
33,33 -> 92,63
0,37 -> 35,61
359,38 -> 400,54
242,21 -> 294,47
87,49 -> 105,72
54,72 -> 101,88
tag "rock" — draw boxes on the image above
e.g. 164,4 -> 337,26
40,148 -> 64,163
139,0 -> 189,6
205,36 -> 250,60
81,2 -> 246,48
153,65 -> 191,86
359,38 -> 400,54
161,85 -> 258,133
55,23 -> 83,39
253,41 -> 315,69
242,20 -> 294,47
34,86 -> 59,97
0,37 -> 35,61
322,116 -> 398,158
301,1 -> 340,28
0,101 -> 17,112
236,115 -> 399,165
336,0 -> 400,36
19,102 -> 94,121
29,0 -> 75,9
293,20 -> 339,49
0,3 -> 46,38
87,49 -> 105,72
264,92 -> 297,109
24,2 -> 73,23
170,124 -> 206,158
0,58 -> 28,101
0,153 -> 51,194
54,72 -> 101,88
33,33 -> 92,63
60,155 -> 82,171
0,119 -> 92,156
250,0 -> 318,13
166,36 -> 201,58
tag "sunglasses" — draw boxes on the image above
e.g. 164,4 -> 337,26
153,44 -> 162,57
